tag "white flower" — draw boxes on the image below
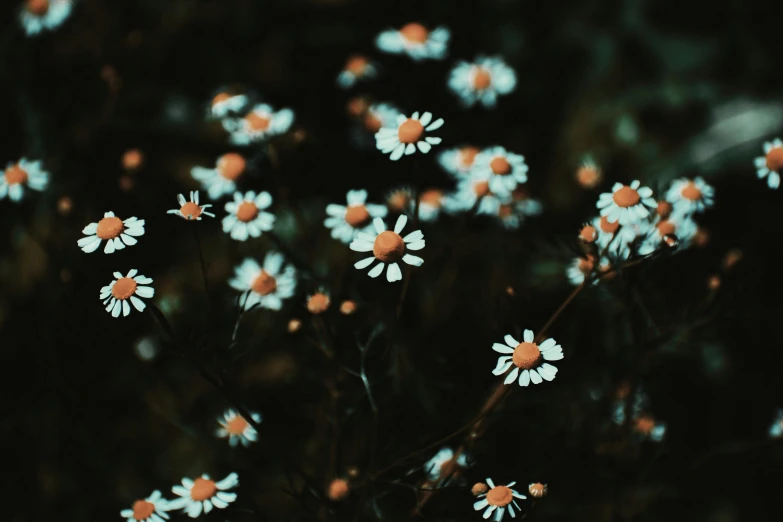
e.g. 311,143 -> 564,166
566,255 -> 602,286
337,55 -> 378,88
222,191 -> 275,241
325,189 -> 388,244
496,189 -> 542,230
637,214 -> 697,255
385,185 -> 414,213
375,23 -> 449,61
442,171 -> 505,215
473,146 -> 528,197
665,177 -> 715,216
167,473 -> 238,518
375,111 -> 444,160
438,146 -> 481,178
424,447 -> 470,482
350,215 -> 424,283
361,103 -> 402,135
575,156 -> 602,189
473,478 -> 526,521
191,153 -> 248,200
754,138 -> 782,189
0,158 -> 48,202
410,189 -> 445,222
19,0 -> 72,36
448,56 -> 516,108
77,211 -> 145,254
215,409 -> 262,447
100,270 -> 154,318
491,329 -> 563,386
167,191 -> 215,221
224,104 -> 294,145
229,253 -> 297,311
208,92 -> 249,119
768,410 -> 783,438
596,180 -> 656,225
120,490 -> 170,522
633,415 -> 666,442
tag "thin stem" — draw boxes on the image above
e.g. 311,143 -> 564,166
192,226 -> 210,298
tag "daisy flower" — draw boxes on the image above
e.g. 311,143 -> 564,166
596,181 -> 656,225
324,189 -> 388,244
19,0 -> 72,36
566,255 -> 613,286
120,490 -> 170,522
191,153 -> 248,200
768,410 -> 783,438
208,91 -> 249,119
375,111 -> 444,160
350,215 -> 424,283
424,447 -> 470,483
754,138 -> 783,189
361,103 -> 401,135
448,56 -> 516,108
375,22 -> 450,61
412,189 -> 445,222
222,191 -> 275,241
337,55 -> 378,89
78,211 -> 145,254
224,104 -> 294,145
575,156 -> 602,189
633,415 -> 666,442
229,253 -> 297,311
0,158 -> 48,202
385,186 -> 414,213
167,191 -> 215,221
442,171 -> 504,215
438,145 -> 481,178
473,146 -> 528,196
168,473 -> 238,518
496,188 -> 542,230
637,215 -> 696,256
491,329 -> 563,386
100,270 -> 154,318
473,478 -> 526,521
215,409 -> 262,447
306,290 -> 331,314
528,483 -> 547,498
665,177 -> 715,215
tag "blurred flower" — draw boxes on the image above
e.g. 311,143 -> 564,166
209,92 -> 249,119
655,200 -> 673,220
306,290 -> 330,314
216,409 -> 262,447
57,196 -> 72,216
448,56 -> 516,108
385,186 -> 413,213
122,149 -> 144,171
492,330 -> 562,386
633,415 -> 666,442
472,483 -> 488,496
78,212 -> 145,254
168,473 -> 238,518
413,189 -> 444,222
575,157 -> 602,189
637,215 -> 697,255
167,191 -> 215,221
350,215 -> 424,282
337,55 -> 378,88
324,189 -> 388,244
376,111 -> 444,160
0,158 -> 48,202
346,96 -> 371,118
754,138 -> 782,189
327,479 -> 350,501
768,410 -> 783,438
722,249 -> 743,270
229,253 -> 297,311
567,255 -> 596,286
133,336 -> 160,361
473,146 -> 528,197
707,274 -> 721,290
438,145 -> 480,178
191,153 -> 248,200
473,478 -> 525,521
597,181 -> 656,225
497,188 -> 542,229
339,300 -> 357,315
224,104 -> 294,145
666,177 -> 715,216
100,270 -> 154,318
375,23 -> 449,61
579,223 -> 598,244
528,483 -> 547,498
222,191 -> 275,241
119,490 -> 170,522
442,170 -> 504,215
361,103 -> 401,134
288,318 -> 302,333
424,447 -> 470,482
19,0 -> 72,37
119,175 -> 134,192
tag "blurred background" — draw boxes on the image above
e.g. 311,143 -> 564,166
1,0 -> 782,520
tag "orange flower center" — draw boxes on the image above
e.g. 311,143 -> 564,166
218,153 -> 246,180
473,180 -> 490,197
245,112 -> 271,131
486,485 -> 513,507
580,225 -> 597,243
498,204 -> 513,218
656,200 -> 672,219
576,166 -> 600,188
400,23 -> 428,43
123,149 -> 143,170
180,202 -> 202,219
346,56 -> 368,75
512,342 -> 541,369
225,415 -> 249,435
212,92 -> 231,106
471,483 -> 489,496
190,478 -> 217,502
4,165 -> 28,185
96,216 -> 124,240
681,182 -> 701,201
344,205 -> 371,228
307,293 -> 330,314
766,147 -> 783,171
529,483 -> 546,498
251,270 -> 277,296
27,0 -> 49,15
490,156 -> 512,175
460,147 -> 480,168
398,119 -> 424,144
613,186 -> 641,207
236,201 -> 258,223
387,192 -> 410,211
472,67 -> 492,90
578,256 -> 596,275
373,231 -> 405,262
599,216 -> 619,234
328,479 -> 350,501
340,300 -> 356,314
112,277 -> 138,300
131,500 -> 155,521
363,113 -> 382,133
656,220 -> 676,237
420,189 -> 442,207
635,416 -> 655,435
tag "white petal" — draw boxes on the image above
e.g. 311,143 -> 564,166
519,369 -> 530,386
394,214 -> 408,233
402,254 -> 423,266
529,369 -> 543,384
523,329 -> 534,342
373,217 -> 386,234
504,334 -> 518,347
386,262 -> 402,282
355,257 -> 376,269
504,367 -> 520,384
492,343 -> 514,354
368,263 -> 385,278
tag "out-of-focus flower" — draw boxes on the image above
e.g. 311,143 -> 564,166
412,189 -> 444,222
754,138 -> 783,189
473,478 -> 525,521
497,188 -> 542,229
209,92 -> 249,119
473,146 -> 528,197
0,158 -> 48,202
57,196 -> 72,216
327,479 -> 350,501
528,483 -> 547,498
346,96 -> 371,118
288,318 -> 302,333
224,104 -> 294,145
655,200 -> 673,220
215,409 -> 262,447
633,415 -> 666,442
438,145 -> 480,178
306,290 -> 330,314
575,157 -> 602,189
167,191 -> 215,221
229,253 -> 297,311
191,153 -> 248,200
78,211 -> 145,254
337,55 -> 378,88
361,103 -> 401,134
339,300 -> 357,315
472,483 -> 488,496
424,447 -> 470,482
443,171 -> 504,215
168,473 -> 238,518
222,191 -> 275,241
375,23 -> 449,61
119,490 -> 170,522
350,215 -> 424,282
596,181 -> 656,225
567,255 -> 599,286
666,177 -> 715,216
122,149 -> 144,171
579,223 -> 597,244
491,330 -> 562,386
20,0 -> 72,36
448,56 -> 516,108
637,215 -> 697,255
376,111 -> 444,160
100,270 -> 154,318
324,189 -> 388,244
707,274 -> 721,290
385,186 -> 413,213
722,249 -> 743,271
768,410 -> 783,438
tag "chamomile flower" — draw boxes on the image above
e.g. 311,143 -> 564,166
424,447 -> 470,483
208,91 -> 249,119
528,483 -> 547,498
442,171 -> 504,215
215,409 -> 262,447
665,177 -> 715,215
596,181 -> 656,225
350,215 -> 424,283
229,253 -> 297,311
167,473 -> 238,518
324,189 -> 388,244
306,290 -> 331,314
78,212 -> 145,254
491,330 -> 562,386
438,146 -> 481,178
100,270 -> 154,318
768,410 -> 783,438
119,490 -> 170,522
448,56 -> 516,108
637,215 -> 697,255
19,0 -> 72,36
0,158 -> 48,202
386,186 -> 414,213
361,103 -> 402,134
575,157 -> 602,189
222,191 -> 275,241
375,23 -> 450,61
191,153 -> 248,200
496,188 -> 542,229
473,478 -> 526,521
412,189 -> 445,222
633,415 -> 666,442
167,191 -> 215,221
566,255 -> 613,286
375,111 -> 444,160
337,55 -> 378,88
224,104 -> 294,145
754,138 -> 783,189
473,146 -> 528,196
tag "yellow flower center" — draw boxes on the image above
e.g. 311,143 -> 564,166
4,165 -> 28,185
512,342 -> 541,369
218,153 -> 246,181
681,182 -> 701,201
635,416 -> 655,435
400,23 -> 428,43
245,112 -> 271,131
236,202 -> 259,223
472,67 -> 492,90
612,186 -> 641,207
96,216 -> 124,240
190,478 -> 217,501
766,147 -> 783,171
373,231 -> 405,262
420,189 -> 442,207
131,500 -> 155,521
486,485 -> 513,507
27,0 -> 49,15
599,216 -> 619,234
112,278 -> 137,300
179,202 -> 202,219
225,415 -> 248,435
345,56 -> 368,75
656,200 -> 672,219
490,156 -> 512,175
251,270 -> 277,296
656,220 -> 676,237
344,205 -> 371,227
398,119 -> 424,144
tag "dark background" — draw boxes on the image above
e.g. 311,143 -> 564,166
1,0 -> 782,520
